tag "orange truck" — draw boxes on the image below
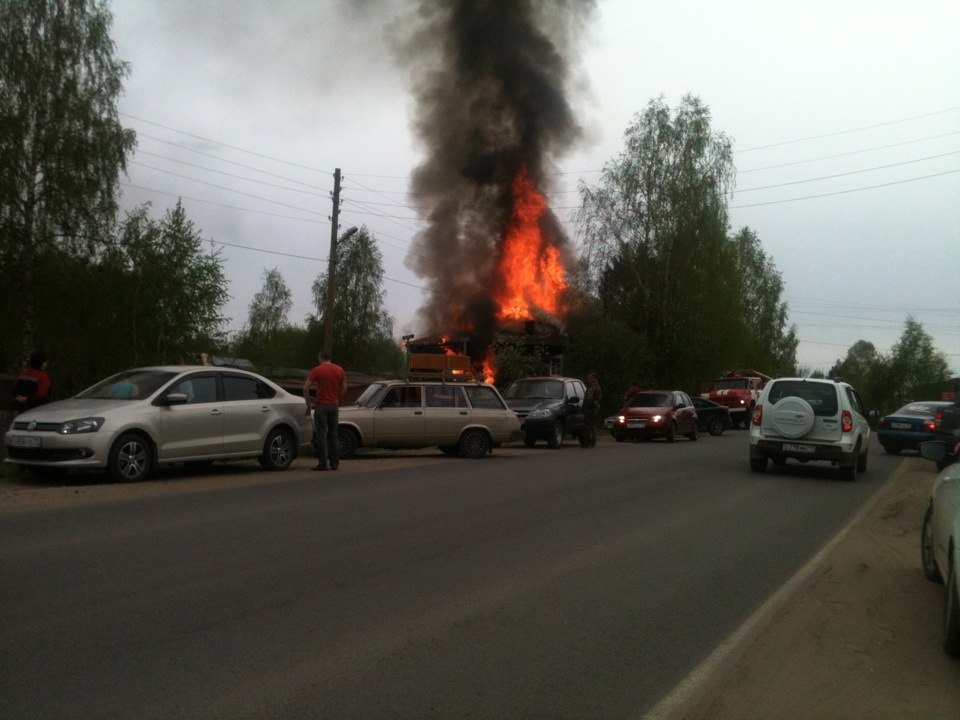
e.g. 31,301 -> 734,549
703,369 -> 772,428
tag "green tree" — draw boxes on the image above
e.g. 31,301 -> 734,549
829,339 -> 885,411
309,226 -> 402,373
0,0 -> 136,364
248,267 -> 292,339
576,95 -> 739,390
730,227 -> 798,375
886,317 -> 950,408
108,201 -> 229,364
231,267 -> 307,369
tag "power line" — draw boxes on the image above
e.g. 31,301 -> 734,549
730,168 -> 959,208
121,112 -> 331,174
733,106 -> 960,153
738,131 -> 960,173
735,150 -> 960,193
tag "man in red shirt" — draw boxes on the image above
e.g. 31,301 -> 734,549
303,351 -> 347,471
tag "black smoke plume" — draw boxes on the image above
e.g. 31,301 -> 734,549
397,0 -> 595,351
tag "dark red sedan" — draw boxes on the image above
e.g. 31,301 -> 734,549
608,390 -> 700,442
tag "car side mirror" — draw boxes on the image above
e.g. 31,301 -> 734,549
567,396 -> 580,405
159,393 -> 190,406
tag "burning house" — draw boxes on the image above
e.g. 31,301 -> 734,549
397,0 -> 596,379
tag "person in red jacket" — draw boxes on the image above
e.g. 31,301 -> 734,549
303,350 -> 347,471
12,351 -> 52,414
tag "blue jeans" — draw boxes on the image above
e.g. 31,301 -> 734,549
312,404 -> 340,468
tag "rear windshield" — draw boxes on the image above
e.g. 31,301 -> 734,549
895,402 -> 949,417
766,380 -> 838,416
628,392 -> 671,408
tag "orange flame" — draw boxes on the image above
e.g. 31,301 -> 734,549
481,351 -> 496,385
494,165 -> 567,321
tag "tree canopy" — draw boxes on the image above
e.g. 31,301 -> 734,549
575,95 -> 796,390
0,0 -> 136,361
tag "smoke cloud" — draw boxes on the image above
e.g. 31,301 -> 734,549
394,0 -> 596,350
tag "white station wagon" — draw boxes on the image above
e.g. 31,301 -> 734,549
337,379 -> 523,459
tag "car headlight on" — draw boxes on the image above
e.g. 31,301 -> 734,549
528,408 -> 555,419
58,417 -> 104,434
650,414 -> 663,424
616,415 -> 626,424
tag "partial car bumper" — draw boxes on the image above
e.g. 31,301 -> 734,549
751,438 -> 855,464
4,431 -> 107,468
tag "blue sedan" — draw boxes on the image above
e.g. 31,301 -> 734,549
878,401 -> 953,455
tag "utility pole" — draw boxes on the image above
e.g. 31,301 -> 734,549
323,169 -> 358,357
323,169 -> 343,357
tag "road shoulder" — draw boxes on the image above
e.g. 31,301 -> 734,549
646,457 -> 960,720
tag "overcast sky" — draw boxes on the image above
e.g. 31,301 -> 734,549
109,0 -> 960,376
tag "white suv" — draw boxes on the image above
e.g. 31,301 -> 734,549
748,377 -> 871,480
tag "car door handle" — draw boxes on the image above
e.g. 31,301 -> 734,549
414,411 -> 423,415
261,405 -> 271,412
459,411 -> 468,415
210,409 -> 222,415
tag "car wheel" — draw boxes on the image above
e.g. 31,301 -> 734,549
108,433 -> 152,483
613,433 -> 625,443
665,422 -> 676,443
686,426 -> 699,441
749,455 -> 767,473
857,444 -> 868,472
883,444 -> 900,455
922,504 -> 944,583
459,429 -> 491,459
259,427 -> 294,471
523,435 -> 537,448
706,417 -> 725,436
337,427 -> 359,459
546,422 -> 563,449
772,457 -> 787,466
944,553 -> 960,657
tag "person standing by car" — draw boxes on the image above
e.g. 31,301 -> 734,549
304,351 -> 347,471
582,372 -> 602,448
12,351 -> 52,414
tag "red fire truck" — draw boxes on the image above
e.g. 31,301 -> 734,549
704,369 -> 772,428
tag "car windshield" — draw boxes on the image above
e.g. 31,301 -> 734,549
76,370 -> 178,400
504,380 -> 564,400
712,379 -> 748,390
766,380 -> 839,416
628,392 -> 671,408
354,382 -> 388,407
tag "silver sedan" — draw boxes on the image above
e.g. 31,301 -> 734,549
4,366 -> 311,482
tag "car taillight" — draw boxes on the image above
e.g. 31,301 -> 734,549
877,417 -> 886,428
841,410 -> 853,433
934,408 -> 944,428
924,420 -> 937,431
752,405 -> 763,426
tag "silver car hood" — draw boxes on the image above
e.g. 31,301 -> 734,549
15,398 -> 144,421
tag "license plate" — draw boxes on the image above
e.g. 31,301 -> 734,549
627,420 -> 646,428
11,436 -> 41,448
890,422 -> 911,430
782,443 -> 815,453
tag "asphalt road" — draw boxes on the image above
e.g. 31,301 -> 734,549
0,433 -> 901,719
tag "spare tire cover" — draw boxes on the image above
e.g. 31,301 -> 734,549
769,396 -> 816,438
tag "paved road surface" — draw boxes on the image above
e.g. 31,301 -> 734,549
1,434 -> 899,718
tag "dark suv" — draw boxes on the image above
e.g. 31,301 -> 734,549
502,376 -> 587,448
